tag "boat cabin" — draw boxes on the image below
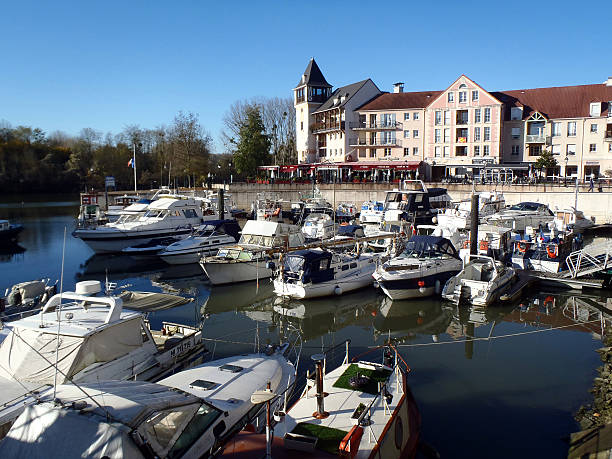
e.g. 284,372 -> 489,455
400,235 -> 459,260
282,250 -> 334,284
238,221 -> 305,249
193,219 -> 241,241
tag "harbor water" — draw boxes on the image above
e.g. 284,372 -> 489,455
0,196 -> 608,458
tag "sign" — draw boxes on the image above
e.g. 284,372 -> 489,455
105,176 -> 116,188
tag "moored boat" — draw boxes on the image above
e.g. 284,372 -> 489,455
0,220 -> 23,243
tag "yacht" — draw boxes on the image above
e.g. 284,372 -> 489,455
273,248 -> 379,299
442,255 -> 516,306
511,227 -> 579,273
328,224 -> 366,250
301,210 -> 337,241
373,236 -> 463,300
552,207 -> 595,232
201,220 -> 305,285
0,281 -> 204,433
159,219 -> 241,265
0,220 -> 23,243
359,200 -> 385,224
335,202 -> 357,223
436,191 -> 505,229
73,196 -> 207,253
0,344 -> 296,457
221,341 -> 421,459
485,201 -> 554,232
382,180 -> 447,226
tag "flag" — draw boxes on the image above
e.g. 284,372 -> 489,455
128,157 -> 134,168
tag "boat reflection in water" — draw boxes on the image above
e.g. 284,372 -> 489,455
373,297 -> 454,344
76,253 -> 167,282
0,243 -> 26,263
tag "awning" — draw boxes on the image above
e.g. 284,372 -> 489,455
257,165 -> 280,171
280,165 -> 298,172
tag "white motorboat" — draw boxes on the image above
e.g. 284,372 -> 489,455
327,224 -> 366,250
201,220 -> 305,285
373,236 -> 463,301
0,220 -> 23,243
301,211 -> 337,241
73,197 -> 208,253
552,207 -> 595,232
359,200 -> 385,224
273,248 -> 379,299
0,281 -> 204,433
436,191 -> 505,229
457,224 -> 513,263
335,202 -> 357,222
222,341 -> 421,458
1,278 -> 56,318
0,344 -> 296,458
485,201 -> 554,232
442,255 -> 516,306
159,219 -> 241,265
510,227 -> 580,273
382,180 -> 447,226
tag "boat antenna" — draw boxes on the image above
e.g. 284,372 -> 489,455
53,226 -> 67,399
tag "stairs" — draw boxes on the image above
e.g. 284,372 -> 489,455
563,241 -> 612,278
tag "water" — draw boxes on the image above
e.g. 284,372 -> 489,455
0,197 -> 608,458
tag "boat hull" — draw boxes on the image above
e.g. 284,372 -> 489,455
74,227 -> 193,254
202,260 -> 272,285
160,246 -> 221,265
375,269 -> 458,300
273,269 -> 375,299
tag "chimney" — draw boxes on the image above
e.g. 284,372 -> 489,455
393,82 -> 404,93
606,76 -> 612,87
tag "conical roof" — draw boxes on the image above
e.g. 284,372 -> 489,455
295,58 -> 332,88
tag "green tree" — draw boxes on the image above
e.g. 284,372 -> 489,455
534,149 -> 558,177
233,106 -> 271,176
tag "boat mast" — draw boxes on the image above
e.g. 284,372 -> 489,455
133,143 -> 138,193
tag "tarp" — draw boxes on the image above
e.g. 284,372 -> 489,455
118,291 -> 192,312
0,403 -> 144,459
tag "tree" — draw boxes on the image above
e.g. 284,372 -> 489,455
534,149 -> 558,177
233,105 -> 271,176
168,111 -> 211,187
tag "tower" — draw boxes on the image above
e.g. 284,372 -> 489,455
294,58 -> 332,163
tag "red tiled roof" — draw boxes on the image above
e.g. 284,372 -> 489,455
357,91 -> 442,110
492,84 -> 612,119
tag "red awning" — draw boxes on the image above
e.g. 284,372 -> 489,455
280,165 -> 298,172
257,165 -> 280,170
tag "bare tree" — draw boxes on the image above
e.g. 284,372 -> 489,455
168,111 -> 211,187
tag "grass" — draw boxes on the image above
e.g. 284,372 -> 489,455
291,422 -> 349,455
332,363 -> 392,395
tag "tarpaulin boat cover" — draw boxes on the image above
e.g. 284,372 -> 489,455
0,403 -> 145,459
118,291 -> 192,312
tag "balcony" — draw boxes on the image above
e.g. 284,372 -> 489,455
456,137 -> 468,143
456,119 -> 469,125
349,138 -> 401,147
525,134 -> 552,144
311,121 -> 344,134
348,121 -> 402,130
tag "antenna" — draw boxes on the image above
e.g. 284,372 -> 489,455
53,226 -> 67,398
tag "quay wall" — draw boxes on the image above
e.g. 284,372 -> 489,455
223,182 -> 612,224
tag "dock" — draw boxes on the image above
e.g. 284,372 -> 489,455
499,271 -> 535,303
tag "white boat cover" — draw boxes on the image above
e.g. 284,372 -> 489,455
118,291 -> 192,311
0,403 -> 144,459
0,318 -> 143,384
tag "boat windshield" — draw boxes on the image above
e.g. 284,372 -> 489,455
193,225 -> 217,237
115,214 -> 140,224
143,209 -> 169,219
399,238 -> 457,259
239,234 -> 286,248
217,248 -> 253,261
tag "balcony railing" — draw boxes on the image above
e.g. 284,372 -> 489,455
348,121 -> 402,130
456,119 -> 469,125
526,134 -> 546,143
311,121 -> 344,134
349,138 -> 401,147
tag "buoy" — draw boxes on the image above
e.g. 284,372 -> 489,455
334,286 -> 343,295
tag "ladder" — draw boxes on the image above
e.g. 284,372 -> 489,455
563,241 -> 612,278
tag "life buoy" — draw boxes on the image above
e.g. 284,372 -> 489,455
546,245 -> 558,258
479,240 -> 489,251
544,296 -> 555,308
517,242 -> 527,253
272,207 -> 281,217
462,240 -> 469,249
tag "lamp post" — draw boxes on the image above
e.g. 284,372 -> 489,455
564,155 -> 569,187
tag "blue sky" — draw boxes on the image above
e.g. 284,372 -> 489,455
1,0 -> 610,152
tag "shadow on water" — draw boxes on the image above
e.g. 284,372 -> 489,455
0,242 -> 26,263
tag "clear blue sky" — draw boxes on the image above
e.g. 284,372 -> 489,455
1,0 -> 610,152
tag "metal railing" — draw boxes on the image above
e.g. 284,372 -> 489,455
311,121 -> 344,134
348,121 -> 402,130
349,138 -> 401,147
564,241 -> 612,278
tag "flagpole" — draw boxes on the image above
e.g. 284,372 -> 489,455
133,144 -> 137,193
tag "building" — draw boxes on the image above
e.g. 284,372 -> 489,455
293,59 -> 612,180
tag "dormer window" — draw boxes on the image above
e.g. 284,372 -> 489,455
590,102 -> 601,117
511,107 -> 523,120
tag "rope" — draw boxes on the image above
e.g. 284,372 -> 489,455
394,318 -> 605,349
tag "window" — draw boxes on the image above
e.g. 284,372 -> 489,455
552,144 -> 560,155
484,127 -> 491,141
340,148 -> 343,155
568,121 -> 577,136
567,144 -> 576,155
552,122 -> 561,136
404,130 -> 410,138
369,148 -> 376,158
448,92 -> 454,102
472,90 -> 479,102
590,143 -> 597,152
359,149 -> 366,158
590,102 -> 601,117
474,146 -> 480,156
413,147 -> 419,156
300,121 -> 304,131
413,112 -> 419,120
484,107 -> 491,123
413,129 -> 419,138
435,111 -> 442,125
444,111 -> 450,125
591,124 -> 598,133
444,128 -> 450,142
404,113 -> 410,120
384,148 -> 392,157
483,145 -> 490,156
459,91 -> 467,103
474,127 -> 481,141
183,209 -> 198,219
434,146 -> 441,157
474,109 -> 481,123
435,129 -> 441,142
404,148 -> 410,156
510,107 -> 523,120
443,146 -> 450,157
511,145 -> 520,155
512,127 -> 520,139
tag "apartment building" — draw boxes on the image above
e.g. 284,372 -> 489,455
294,59 -> 612,180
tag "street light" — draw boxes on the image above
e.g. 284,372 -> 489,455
564,155 -> 569,187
